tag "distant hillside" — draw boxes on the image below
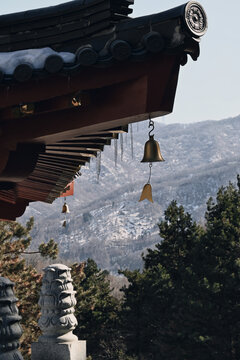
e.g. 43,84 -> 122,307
20,115 -> 240,272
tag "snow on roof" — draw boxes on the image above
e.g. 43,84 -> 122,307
0,47 -> 75,75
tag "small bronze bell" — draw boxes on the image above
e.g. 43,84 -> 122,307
141,135 -> 164,163
139,118 -> 165,203
62,202 -> 70,214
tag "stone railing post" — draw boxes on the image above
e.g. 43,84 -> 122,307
31,264 -> 86,360
0,277 -> 24,360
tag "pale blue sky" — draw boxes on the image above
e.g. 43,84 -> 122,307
1,1 -> 239,123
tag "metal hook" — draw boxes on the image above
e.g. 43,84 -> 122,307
148,117 -> 154,137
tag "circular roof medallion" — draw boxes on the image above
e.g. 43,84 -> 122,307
185,2 -> 208,37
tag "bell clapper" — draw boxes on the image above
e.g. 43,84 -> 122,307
139,162 -> 154,203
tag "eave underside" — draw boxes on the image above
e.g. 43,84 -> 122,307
0,53 -> 180,220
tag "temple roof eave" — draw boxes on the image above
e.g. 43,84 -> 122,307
0,1 -> 208,220
0,1 -> 207,83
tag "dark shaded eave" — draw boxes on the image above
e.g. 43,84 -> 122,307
0,1 -> 207,220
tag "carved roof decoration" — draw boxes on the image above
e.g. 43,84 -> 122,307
0,1 -> 207,220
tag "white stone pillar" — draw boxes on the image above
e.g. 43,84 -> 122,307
31,264 -> 86,360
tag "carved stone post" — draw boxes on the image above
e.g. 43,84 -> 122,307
0,277 -> 24,360
31,264 -> 86,360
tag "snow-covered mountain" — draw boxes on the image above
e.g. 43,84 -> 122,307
20,115 -> 240,272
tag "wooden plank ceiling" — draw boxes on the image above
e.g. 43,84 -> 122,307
18,127 -> 128,204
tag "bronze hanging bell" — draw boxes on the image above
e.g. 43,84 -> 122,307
139,118 -> 164,203
62,202 -> 70,214
141,134 -> 164,163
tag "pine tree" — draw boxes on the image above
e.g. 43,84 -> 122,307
194,177 -> 240,359
0,217 -> 58,359
120,269 -> 154,360
121,201 -> 203,359
121,177 -> 240,360
72,258 -> 123,359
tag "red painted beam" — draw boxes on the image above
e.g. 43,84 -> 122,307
0,53 -> 178,109
1,75 -> 149,147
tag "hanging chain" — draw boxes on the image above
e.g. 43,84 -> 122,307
147,163 -> 152,184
